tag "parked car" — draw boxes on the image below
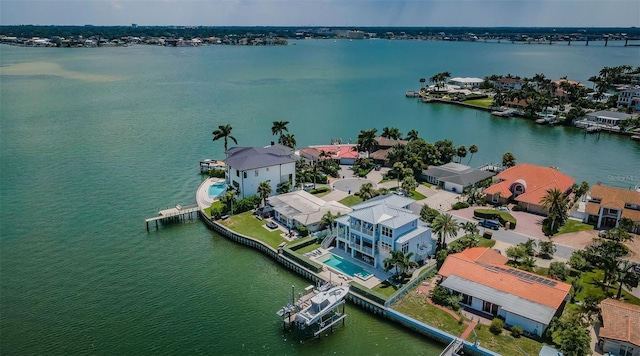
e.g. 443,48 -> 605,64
303,183 -> 314,191
495,206 -> 510,212
375,164 -> 381,171
478,219 -> 501,230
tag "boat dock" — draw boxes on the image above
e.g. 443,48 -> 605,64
439,339 -> 464,356
145,204 -> 199,231
277,283 -> 348,336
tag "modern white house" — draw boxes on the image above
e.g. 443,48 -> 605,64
582,110 -> 635,128
438,248 -> 571,337
267,190 -> 351,233
223,144 -> 297,199
333,194 -> 435,269
449,77 -> 484,89
617,88 -> 640,109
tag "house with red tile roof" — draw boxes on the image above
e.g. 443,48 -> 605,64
438,247 -> 571,336
299,144 -> 359,165
483,163 -> 574,215
586,184 -> 640,234
597,298 -> 640,356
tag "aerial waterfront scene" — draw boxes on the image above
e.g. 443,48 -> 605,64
2,1 -> 640,356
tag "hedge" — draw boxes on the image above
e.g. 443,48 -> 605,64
350,281 -> 388,305
474,209 -> 517,229
282,247 -> 324,273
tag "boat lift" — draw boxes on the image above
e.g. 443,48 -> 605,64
277,283 -> 348,336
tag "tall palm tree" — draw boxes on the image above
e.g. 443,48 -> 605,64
257,181 -> 272,208
540,188 -> 568,233
431,213 -> 461,251
461,221 -> 479,237
212,124 -> 238,152
615,260 -> 637,299
271,120 -> 289,142
279,133 -> 296,149
383,250 -> 404,277
320,211 -> 336,232
467,144 -> 478,164
398,251 -> 418,276
381,127 -> 402,140
356,128 -> 378,157
456,145 -> 467,163
406,129 -> 419,142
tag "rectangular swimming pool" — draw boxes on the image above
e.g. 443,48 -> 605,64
319,253 -> 373,280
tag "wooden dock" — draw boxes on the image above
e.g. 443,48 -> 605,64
145,204 -> 199,231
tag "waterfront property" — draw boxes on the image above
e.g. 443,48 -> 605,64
370,136 -> 408,166
420,162 -> 495,194
585,184 -> 640,233
267,190 -> 351,233
333,194 -> 435,270
483,163 -> 575,215
596,298 -> 640,356
617,88 -> 640,110
299,144 -> 359,165
223,144 -> 297,199
448,77 -> 484,90
574,110 -> 636,131
438,248 -> 571,337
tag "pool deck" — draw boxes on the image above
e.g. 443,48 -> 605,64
309,247 -> 392,289
196,177 -> 225,210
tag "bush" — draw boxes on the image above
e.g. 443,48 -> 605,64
489,318 -> 504,335
297,225 -> 309,237
452,202 -> 470,210
510,325 -> 523,338
512,204 -> 523,211
309,186 -> 330,194
234,196 -> 261,214
208,169 -> 225,178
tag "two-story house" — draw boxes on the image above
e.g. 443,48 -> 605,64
617,88 -> 640,110
333,194 -> 435,269
586,184 -> 640,233
223,144 -> 297,199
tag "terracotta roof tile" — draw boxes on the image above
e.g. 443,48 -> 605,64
599,298 -> 640,347
438,248 -> 570,309
484,163 -> 574,208
585,184 -> 640,222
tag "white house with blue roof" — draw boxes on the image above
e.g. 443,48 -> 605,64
223,144 -> 297,199
333,194 -> 435,269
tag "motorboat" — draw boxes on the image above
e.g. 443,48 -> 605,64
295,285 -> 349,327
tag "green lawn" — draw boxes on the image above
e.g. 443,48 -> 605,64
554,220 -> 595,236
569,269 -> 640,306
217,211 -> 285,249
372,280 -> 401,297
463,98 -> 494,108
421,182 -> 434,188
203,201 -> 222,217
390,187 -> 426,200
312,190 -> 331,198
296,242 -> 321,254
477,236 -> 497,248
472,326 -> 543,356
339,195 -> 363,207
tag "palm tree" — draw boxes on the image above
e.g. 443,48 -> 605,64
461,221 -> 479,237
540,188 -> 568,233
406,129 -> 419,142
392,162 -> 405,187
383,250 -> 404,277
502,152 -> 516,168
356,128 -> 378,157
401,176 -> 417,194
257,181 -> 272,208
279,133 -> 296,149
212,124 -> 238,151
615,260 -> 637,299
431,213 -> 461,252
456,145 -> 467,163
319,211 -> 336,232
358,182 -> 376,201
398,251 -> 418,276
467,144 -> 478,164
381,127 -> 402,140
271,120 -> 289,142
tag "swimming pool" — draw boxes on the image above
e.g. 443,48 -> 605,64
208,182 -> 227,198
319,254 -> 373,280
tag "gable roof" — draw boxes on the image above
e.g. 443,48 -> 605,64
224,145 -> 297,171
439,248 -> 571,315
599,298 -> 640,347
422,162 -> 495,187
585,184 -> 640,222
483,163 -> 574,206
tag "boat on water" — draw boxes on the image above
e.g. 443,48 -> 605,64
295,285 -> 349,327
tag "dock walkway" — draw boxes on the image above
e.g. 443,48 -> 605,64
145,204 -> 199,231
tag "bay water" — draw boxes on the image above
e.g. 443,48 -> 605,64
1,39 -> 639,354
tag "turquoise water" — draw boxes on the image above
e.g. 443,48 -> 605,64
320,254 -> 373,279
1,40 -> 639,354
208,181 -> 227,198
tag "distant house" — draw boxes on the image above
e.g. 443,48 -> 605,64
438,247 -> 571,337
299,144 -> 359,165
584,110 -> 635,127
495,77 -> 523,90
421,162 -> 495,193
617,88 -> 640,110
597,298 -> 640,356
449,77 -> 484,89
223,144 -> 297,199
585,184 -> 640,233
483,163 -> 574,215
333,194 -> 435,269
267,190 -> 351,233
370,137 -> 408,166
553,78 -> 585,97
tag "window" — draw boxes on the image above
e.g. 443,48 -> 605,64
255,170 -> 259,177
402,242 -> 409,254
381,241 -> 391,254
483,301 -> 498,315
236,170 -> 239,177
266,167 -> 269,172
381,226 -> 393,238
492,194 -> 499,203
461,294 -> 472,305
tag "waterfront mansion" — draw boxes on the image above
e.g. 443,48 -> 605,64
333,194 -> 436,270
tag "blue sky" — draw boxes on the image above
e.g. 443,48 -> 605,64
1,0 -> 639,27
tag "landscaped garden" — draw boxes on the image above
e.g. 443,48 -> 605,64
217,211 -> 285,249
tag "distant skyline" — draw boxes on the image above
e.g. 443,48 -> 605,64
1,0 -> 639,28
